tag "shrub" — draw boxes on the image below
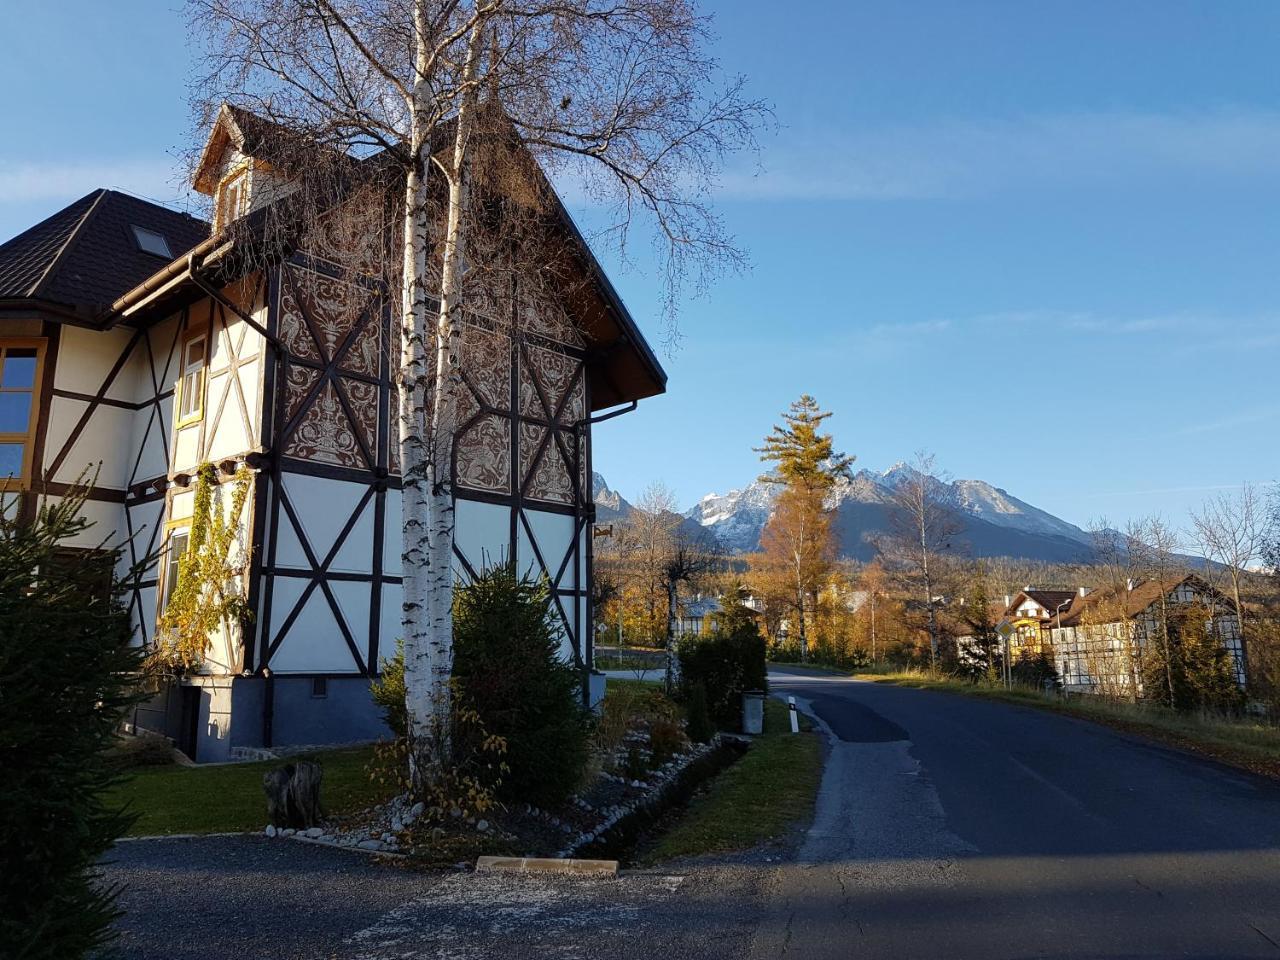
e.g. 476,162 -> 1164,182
1141,607 -> 1245,714
679,599 -> 767,730
370,639 -> 408,739
1011,652 -> 1061,691
647,715 -> 688,768
683,681 -> 715,743
1,485 -> 145,960
452,563 -> 591,808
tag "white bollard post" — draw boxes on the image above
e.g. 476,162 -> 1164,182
788,696 -> 799,734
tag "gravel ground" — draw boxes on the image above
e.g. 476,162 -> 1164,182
105,836 -> 765,960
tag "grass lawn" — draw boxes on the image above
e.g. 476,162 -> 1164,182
107,744 -> 391,837
604,677 -> 663,698
859,670 -> 1280,780
594,655 -> 661,671
640,698 -> 823,863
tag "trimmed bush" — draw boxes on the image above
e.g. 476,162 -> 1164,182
678,598 -> 767,731
452,563 -> 591,808
1011,652 -> 1061,692
683,681 -> 715,743
1,487 -> 144,960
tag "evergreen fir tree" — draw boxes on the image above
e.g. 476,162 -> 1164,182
1,484 -> 145,960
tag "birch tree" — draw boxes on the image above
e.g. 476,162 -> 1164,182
879,452 -> 962,668
1192,483 -> 1265,683
190,0 -> 767,789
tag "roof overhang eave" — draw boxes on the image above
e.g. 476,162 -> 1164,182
104,235 -> 233,324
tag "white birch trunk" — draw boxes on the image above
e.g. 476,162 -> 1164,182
400,3 -> 487,790
399,0 -> 442,783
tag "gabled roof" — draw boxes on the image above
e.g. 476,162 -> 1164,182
193,103 -> 309,194
141,104 -> 665,408
0,189 -> 208,319
1054,574 -> 1227,628
1007,589 -> 1078,619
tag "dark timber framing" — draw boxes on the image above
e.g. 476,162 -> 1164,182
254,253 -> 595,686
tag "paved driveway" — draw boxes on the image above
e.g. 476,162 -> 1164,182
107,836 -> 763,960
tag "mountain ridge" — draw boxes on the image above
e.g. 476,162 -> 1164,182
593,466 -> 1098,563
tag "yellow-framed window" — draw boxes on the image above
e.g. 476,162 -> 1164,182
214,166 -> 248,232
0,338 -> 46,490
176,330 -> 207,427
159,522 -> 191,614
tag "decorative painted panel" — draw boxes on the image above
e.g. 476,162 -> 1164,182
463,324 -> 510,412
529,438 -> 573,504
282,270 -> 378,366
455,414 -> 510,494
285,381 -> 366,467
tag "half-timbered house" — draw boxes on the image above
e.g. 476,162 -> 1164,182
0,109 -> 665,761
1045,574 -> 1245,697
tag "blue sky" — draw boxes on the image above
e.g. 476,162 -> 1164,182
2,1 -> 1278,534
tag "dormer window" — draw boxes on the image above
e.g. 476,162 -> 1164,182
215,167 -> 249,232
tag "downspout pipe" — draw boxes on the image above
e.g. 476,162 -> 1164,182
583,400 -> 637,426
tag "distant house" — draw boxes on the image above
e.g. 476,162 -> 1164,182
673,588 -> 762,638
674,594 -> 721,638
1045,574 -> 1244,696
1003,588 -> 1081,658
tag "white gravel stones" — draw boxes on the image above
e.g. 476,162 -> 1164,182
264,824 -> 277,838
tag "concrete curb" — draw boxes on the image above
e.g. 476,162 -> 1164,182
475,855 -> 618,876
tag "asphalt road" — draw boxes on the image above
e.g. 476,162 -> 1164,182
105,670 -> 1280,959
753,667 -> 1280,960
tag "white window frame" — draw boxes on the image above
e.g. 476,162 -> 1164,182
177,332 -> 207,427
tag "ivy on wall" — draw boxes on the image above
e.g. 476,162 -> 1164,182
149,463 -> 254,674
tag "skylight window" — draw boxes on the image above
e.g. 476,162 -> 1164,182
132,226 -> 172,259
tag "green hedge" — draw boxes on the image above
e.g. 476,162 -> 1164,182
678,600 -> 767,731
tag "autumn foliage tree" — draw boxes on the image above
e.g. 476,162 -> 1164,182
753,395 -> 852,661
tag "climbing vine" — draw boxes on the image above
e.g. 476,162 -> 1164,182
149,463 -> 254,674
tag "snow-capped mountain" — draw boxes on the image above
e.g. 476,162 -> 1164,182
685,479 -> 780,551
594,463 -> 1098,563
685,463 -> 1095,562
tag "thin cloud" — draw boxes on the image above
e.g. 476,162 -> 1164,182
0,159 -> 185,205
1084,482 -> 1271,499
1171,406 -> 1280,438
720,108 -> 1280,202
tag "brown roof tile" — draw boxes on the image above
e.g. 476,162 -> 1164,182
1055,575 -> 1222,627
0,190 -> 208,314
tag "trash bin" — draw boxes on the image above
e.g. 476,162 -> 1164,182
742,690 -> 765,735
